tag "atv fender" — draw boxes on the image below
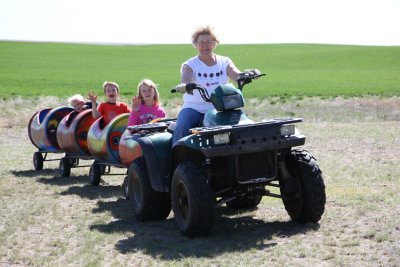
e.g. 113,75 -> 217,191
135,132 -> 173,192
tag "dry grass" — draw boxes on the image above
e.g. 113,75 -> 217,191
0,96 -> 399,266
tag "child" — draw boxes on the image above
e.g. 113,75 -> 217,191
88,81 -> 131,126
128,79 -> 166,126
68,94 -> 92,112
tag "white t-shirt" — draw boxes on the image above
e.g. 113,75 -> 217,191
181,55 -> 232,113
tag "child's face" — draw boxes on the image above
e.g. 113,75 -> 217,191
72,100 -> 85,112
105,84 -> 119,103
140,84 -> 155,103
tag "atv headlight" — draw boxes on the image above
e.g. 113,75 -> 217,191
280,124 -> 295,136
213,133 -> 230,145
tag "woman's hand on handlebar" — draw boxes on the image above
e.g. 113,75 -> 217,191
245,69 -> 262,78
175,83 -> 187,93
171,83 -> 196,95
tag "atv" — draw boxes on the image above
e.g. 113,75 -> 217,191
125,73 -> 326,237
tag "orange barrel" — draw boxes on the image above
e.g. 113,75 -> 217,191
118,129 -> 143,167
28,107 -> 74,151
56,109 -> 96,157
87,113 -> 129,164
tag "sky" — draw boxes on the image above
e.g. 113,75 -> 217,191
1,0 -> 400,46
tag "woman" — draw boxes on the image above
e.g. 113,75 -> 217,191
173,25 -> 259,145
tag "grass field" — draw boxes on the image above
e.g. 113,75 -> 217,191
0,96 -> 399,266
1,41 -> 399,100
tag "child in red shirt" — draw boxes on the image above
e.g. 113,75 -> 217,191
128,79 -> 166,126
88,81 -> 131,126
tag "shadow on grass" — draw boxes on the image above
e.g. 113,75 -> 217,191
11,169 -> 93,187
89,199 -> 319,260
37,175 -> 89,186
11,168 -> 59,178
11,168 -> 88,186
60,184 -> 124,200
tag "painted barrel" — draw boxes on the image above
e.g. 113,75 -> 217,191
28,107 -> 74,151
118,129 -> 143,167
87,113 -> 129,164
56,109 -> 96,157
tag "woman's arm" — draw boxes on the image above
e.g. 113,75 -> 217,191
181,64 -> 195,83
226,61 -> 242,82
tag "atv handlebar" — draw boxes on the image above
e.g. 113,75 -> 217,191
237,73 -> 265,90
170,82 -> 198,93
171,73 -> 265,94
171,83 -> 211,102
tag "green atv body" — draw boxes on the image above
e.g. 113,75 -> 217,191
126,76 -> 326,237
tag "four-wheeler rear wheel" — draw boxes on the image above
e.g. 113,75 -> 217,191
128,158 -> 171,220
89,161 -> 102,186
33,152 -> 44,171
59,157 -> 71,177
279,149 -> 326,223
171,161 -> 214,237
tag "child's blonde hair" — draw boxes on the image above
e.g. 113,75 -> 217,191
103,81 -> 120,93
137,79 -> 160,105
68,94 -> 85,106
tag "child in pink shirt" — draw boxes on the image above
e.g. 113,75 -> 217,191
128,79 -> 166,126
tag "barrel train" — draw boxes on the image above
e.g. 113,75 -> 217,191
28,106 -> 159,192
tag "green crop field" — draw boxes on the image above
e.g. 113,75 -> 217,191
1,41 -> 399,99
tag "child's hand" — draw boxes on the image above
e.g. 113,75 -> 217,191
131,96 -> 141,112
87,91 -> 97,103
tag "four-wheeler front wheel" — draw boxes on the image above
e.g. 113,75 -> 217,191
279,149 -> 326,223
33,152 -> 44,171
171,161 -> 214,237
59,157 -> 71,177
89,161 -> 102,186
128,158 -> 171,220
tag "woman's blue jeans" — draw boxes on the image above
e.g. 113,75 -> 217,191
172,108 -> 204,146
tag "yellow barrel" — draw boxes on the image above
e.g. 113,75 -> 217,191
87,113 -> 129,164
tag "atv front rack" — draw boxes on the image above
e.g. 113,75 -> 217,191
188,118 -> 305,158
190,118 -> 303,135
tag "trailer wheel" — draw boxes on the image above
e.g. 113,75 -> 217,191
69,158 -> 79,167
33,152 -> 43,171
89,162 -> 101,186
128,158 -> 171,220
123,176 -> 129,200
59,157 -> 71,177
280,149 -> 326,223
171,161 -> 214,237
